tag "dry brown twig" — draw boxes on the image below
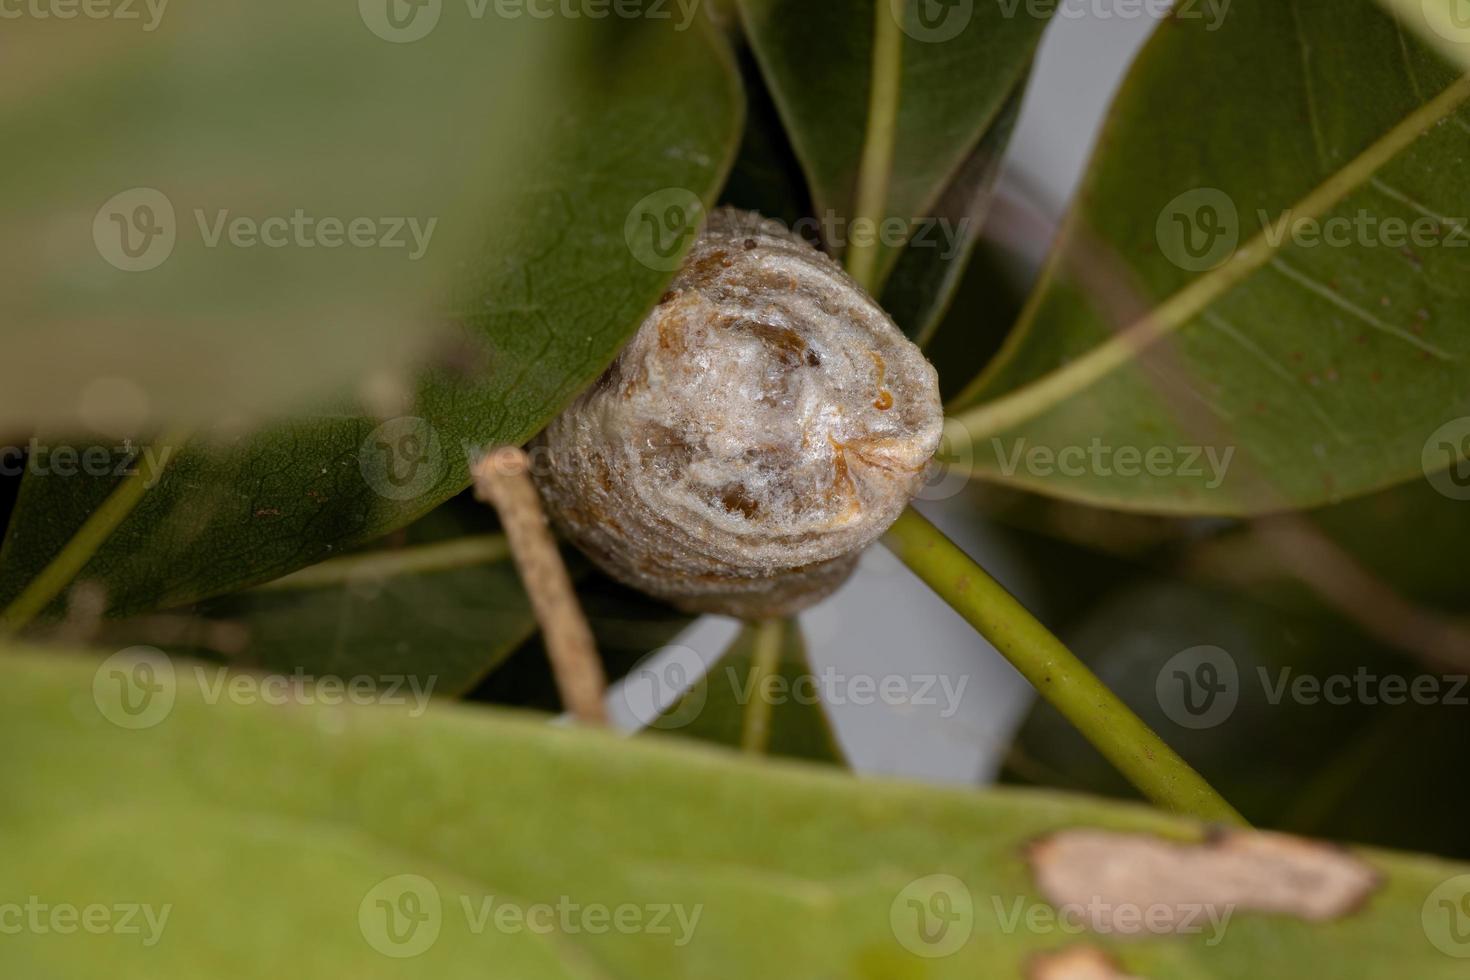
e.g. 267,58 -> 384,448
472,446 -> 607,725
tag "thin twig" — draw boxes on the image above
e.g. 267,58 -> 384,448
472,447 -> 607,725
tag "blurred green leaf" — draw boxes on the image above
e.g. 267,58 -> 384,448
954,0 -> 1470,513
1,0 -> 568,425
650,619 -> 846,765
0,15 -> 744,617
3,647 -> 1467,977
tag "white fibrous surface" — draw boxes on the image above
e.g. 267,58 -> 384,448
531,208 -> 944,618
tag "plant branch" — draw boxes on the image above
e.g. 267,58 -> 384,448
739,618 -> 785,754
883,506 -> 1245,825
472,447 -> 607,725
845,0 -> 903,293
0,426 -> 191,637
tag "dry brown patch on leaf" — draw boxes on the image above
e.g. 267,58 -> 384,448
1028,946 -> 1143,980
1028,829 -> 1380,935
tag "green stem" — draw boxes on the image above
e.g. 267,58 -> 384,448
0,426 -> 191,636
254,533 -> 511,592
883,507 -> 1245,825
739,618 -> 785,754
845,0 -> 903,293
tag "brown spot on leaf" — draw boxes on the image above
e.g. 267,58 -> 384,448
1028,947 -> 1142,980
1027,829 -> 1381,932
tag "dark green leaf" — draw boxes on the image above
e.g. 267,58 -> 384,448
734,0 -> 1047,283
3,2 -> 580,424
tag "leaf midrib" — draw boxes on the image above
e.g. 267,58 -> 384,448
952,72 -> 1470,437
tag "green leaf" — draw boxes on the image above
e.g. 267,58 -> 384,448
4,646 -> 1468,977
0,17 -> 744,617
1,1 -> 572,424
733,0 -> 1047,286
109,532 -> 534,699
649,619 -> 847,764
1004,578 -> 1470,862
953,0 -> 1470,514
880,69 -> 1029,345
